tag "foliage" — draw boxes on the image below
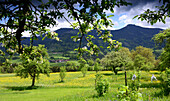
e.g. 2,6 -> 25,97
134,54 -> 146,71
78,58 -> 87,69
141,62 -> 154,72
132,46 -> 156,71
94,62 -> 100,73
60,66 -> 66,82
131,46 -> 155,63
66,61 -> 79,71
0,0 -> 59,54
81,64 -> 88,77
78,58 -> 88,77
153,28 -> 170,71
95,73 -> 109,96
87,59 -> 94,71
134,0 -> 170,25
160,68 -> 170,96
59,0 -> 131,56
129,72 -> 141,91
16,45 -> 50,87
88,59 -> 94,66
117,85 -> 143,101
101,47 -> 132,75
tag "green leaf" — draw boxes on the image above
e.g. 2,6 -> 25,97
133,15 -> 138,19
107,15 -> 114,18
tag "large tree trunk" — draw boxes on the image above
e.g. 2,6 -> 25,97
31,74 -> 36,87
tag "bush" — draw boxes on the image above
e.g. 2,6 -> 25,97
117,85 -> 143,101
81,64 -> 88,77
60,67 -> 66,82
95,74 -> 109,96
160,68 -> 170,96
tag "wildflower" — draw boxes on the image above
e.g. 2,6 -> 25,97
132,74 -> 136,80
151,74 -> 157,82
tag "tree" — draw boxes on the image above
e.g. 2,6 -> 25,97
134,54 -> 146,71
88,59 -> 94,71
131,46 -> 155,63
134,0 -> 170,25
153,28 -> 170,70
66,61 -> 78,71
131,46 -> 156,71
16,45 -> 50,87
0,0 -> 59,54
101,47 -> 132,75
78,58 -> 88,77
60,66 -> 66,82
0,0 -> 131,58
81,64 -> 88,77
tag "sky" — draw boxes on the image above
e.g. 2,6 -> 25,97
1,0 -> 170,37
47,0 -> 170,32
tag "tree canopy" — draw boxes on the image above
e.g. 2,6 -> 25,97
153,28 -> 170,70
101,47 -> 132,74
0,0 -> 131,57
16,45 -> 50,87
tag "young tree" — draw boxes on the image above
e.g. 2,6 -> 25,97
81,64 -> 88,77
88,59 -> 94,71
78,58 -> 88,77
60,67 -> 66,82
94,62 -> 100,73
16,45 -> 50,87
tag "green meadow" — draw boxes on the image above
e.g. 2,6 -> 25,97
0,71 -> 169,101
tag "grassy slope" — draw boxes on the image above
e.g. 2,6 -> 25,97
0,71 -> 169,101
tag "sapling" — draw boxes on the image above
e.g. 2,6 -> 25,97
81,64 -> 88,77
60,67 -> 66,82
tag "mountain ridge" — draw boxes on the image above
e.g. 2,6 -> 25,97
20,24 -> 163,52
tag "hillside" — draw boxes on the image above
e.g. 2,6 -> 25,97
21,24 -> 163,52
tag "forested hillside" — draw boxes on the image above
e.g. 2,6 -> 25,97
20,24 -> 163,52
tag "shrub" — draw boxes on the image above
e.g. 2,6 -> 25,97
117,85 -> 143,101
129,72 -> 141,91
95,73 -> 109,96
81,64 -> 88,77
160,68 -> 170,96
60,67 -> 66,82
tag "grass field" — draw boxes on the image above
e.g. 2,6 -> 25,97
0,71 -> 169,101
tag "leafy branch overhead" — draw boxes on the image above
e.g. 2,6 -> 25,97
54,0 -> 131,56
134,0 -> 170,25
0,0 -> 131,57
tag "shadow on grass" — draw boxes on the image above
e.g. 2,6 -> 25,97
3,86 -> 41,91
102,73 -> 113,76
53,80 -> 65,84
140,83 -> 161,88
102,72 -> 124,76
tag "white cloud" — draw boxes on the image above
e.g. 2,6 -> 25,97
115,1 -> 169,29
119,15 -> 127,21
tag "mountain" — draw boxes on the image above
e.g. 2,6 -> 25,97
21,24 -> 163,52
